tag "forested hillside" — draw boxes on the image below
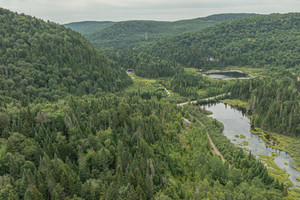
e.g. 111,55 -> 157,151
112,13 -> 299,78
0,7 -> 296,199
83,13 -> 256,50
229,69 -> 300,136
64,21 -> 115,36
0,95 -> 287,199
0,8 -> 132,104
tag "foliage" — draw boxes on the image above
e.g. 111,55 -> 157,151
115,13 -> 300,77
0,95 -> 286,199
83,14 -> 256,50
0,8 -> 132,103
0,7 -> 293,199
229,70 -> 300,136
64,21 -> 115,36
221,99 -> 249,110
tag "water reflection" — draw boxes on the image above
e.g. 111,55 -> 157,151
205,72 -> 247,79
202,103 -> 300,187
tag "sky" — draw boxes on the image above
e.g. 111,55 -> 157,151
0,0 -> 299,24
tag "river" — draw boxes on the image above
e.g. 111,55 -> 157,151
202,102 -> 300,187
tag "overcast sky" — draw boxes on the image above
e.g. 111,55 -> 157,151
0,0 -> 299,24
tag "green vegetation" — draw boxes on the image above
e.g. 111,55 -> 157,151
82,14 -> 256,50
231,71 -> 300,136
122,74 -> 170,101
227,66 -> 266,77
183,67 -> 199,74
127,13 -> 300,71
0,8 -> 132,104
275,140 -> 300,172
170,70 -> 231,99
1,7 -> 299,199
263,131 -> 300,170
259,155 -> 293,188
184,105 -> 289,193
272,152 -> 280,157
251,127 -> 277,146
0,94 -> 288,199
64,21 -> 115,36
250,126 -> 300,174
108,13 -> 299,81
222,99 -> 249,110
240,134 -> 246,139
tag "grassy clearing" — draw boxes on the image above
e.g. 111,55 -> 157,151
184,66 -> 266,78
221,99 -> 249,110
125,73 -> 188,103
227,66 -> 266,77
124,73 -> 168,100
128,73 -> 156,82
183,67 -> 199,74
259,155 -> 293,187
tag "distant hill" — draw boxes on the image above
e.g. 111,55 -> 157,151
0,8 -> 132,103
200,13 -> 257,21
110,13 -> 300,78
145,13 -> 300,69
64,21 -> 115,36
66,13 -> 256,50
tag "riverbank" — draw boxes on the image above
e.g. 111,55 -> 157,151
177,93 -> 230,107
202,69 -> 256,80
182,102 -> 300,199
220,99 -> 300,187
222,99 -> 300,168
252,128 -> 300,173
221,99 -> 249,110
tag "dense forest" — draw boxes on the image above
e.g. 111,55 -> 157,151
69,14 -> 256,50
1,7 -> 299,199
0,8 -> 132,104
145,13 -> 300,69
0,94 -> 287,199
229,69 -> 300,136
107,13 -> 299,78
64,21 -> 115,36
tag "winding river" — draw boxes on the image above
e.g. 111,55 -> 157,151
202,103 -> 300,187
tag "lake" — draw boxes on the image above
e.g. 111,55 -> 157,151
205,71 -> 247,79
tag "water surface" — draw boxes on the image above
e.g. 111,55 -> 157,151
205,72 -> 247,79
203,103 -> 300,187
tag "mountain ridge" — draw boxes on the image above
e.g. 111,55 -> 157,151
64,13 -> 257,49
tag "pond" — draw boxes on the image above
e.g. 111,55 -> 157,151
205,71 -> 247,79
202,102 -> 300,187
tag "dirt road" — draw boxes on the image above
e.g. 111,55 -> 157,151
177,93 -> 230,107
182,117 -> 228,165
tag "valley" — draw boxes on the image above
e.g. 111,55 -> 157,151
0,6 -> 300,200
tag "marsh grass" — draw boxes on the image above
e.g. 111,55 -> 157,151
221,99 -> 249,110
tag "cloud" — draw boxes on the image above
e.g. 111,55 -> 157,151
0,0 -> 299,23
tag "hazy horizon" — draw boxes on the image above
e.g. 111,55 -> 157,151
0,0 -> 299,24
